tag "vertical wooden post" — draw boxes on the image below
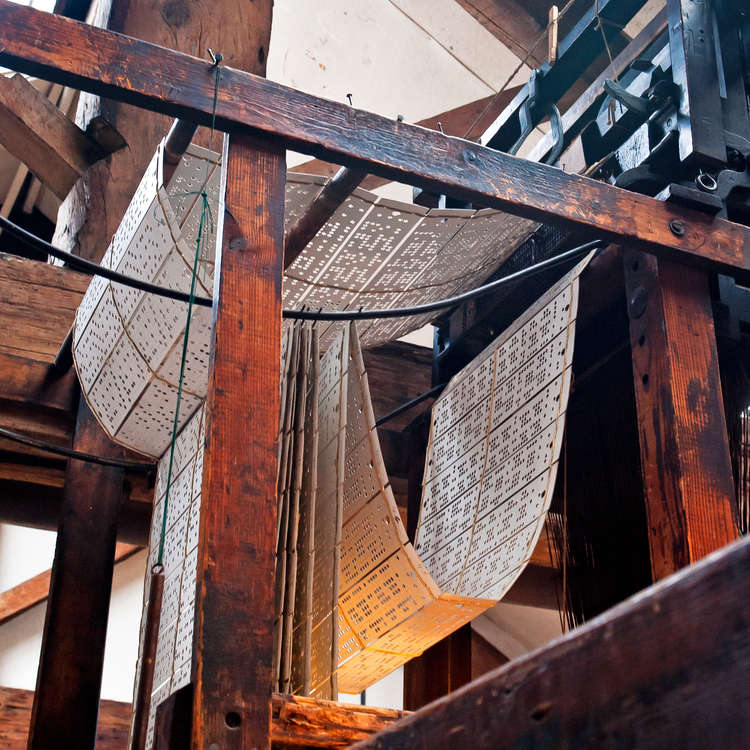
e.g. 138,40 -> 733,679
624,251 -> 738,580
27,397 -> 125,750
403,414 -> 471,710
192,133 -> 285,750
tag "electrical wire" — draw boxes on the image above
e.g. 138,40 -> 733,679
0,215 -> 604,321
374,382 -> 447,428
0,426 -> 155,472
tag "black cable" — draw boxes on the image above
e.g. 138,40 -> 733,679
374,382 -> 447,428
0,426 -> 156,472
0,215 -> 213,308
0,215 -> 604,322
289,241 -> 604,321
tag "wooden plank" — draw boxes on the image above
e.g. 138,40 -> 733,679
0,687 -> 132,750
404,626 -> 472,710
27,398 -> 126,750
0,687 -> 407,750
0,543 -> 139,626
0,480 -> 151,545
0,73 -> 104,199
623,253 -> 738,580
350,534 -> 750,750
289,88 -> 521,188
192,134 -> 285,750
270,695 -> 408,749
1,1 -> 748,277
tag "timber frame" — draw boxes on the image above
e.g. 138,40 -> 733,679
0,0 -> 748,748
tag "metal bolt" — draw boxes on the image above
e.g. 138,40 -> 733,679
669,219 -> 685,237
465,150 -> 477,163
397,113 -> 404,122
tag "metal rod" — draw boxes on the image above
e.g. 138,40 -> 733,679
130,565 -> 165,750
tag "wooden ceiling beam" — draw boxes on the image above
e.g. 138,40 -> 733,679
1,1 -> 746,277
0,73 -> 116,200
290,87 -> 521,188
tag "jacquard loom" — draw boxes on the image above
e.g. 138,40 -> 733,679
0,1 -> 749,749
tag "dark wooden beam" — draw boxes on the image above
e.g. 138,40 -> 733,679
1,1 -> 748,278
0,542 -> 139,626
0,480 -> 151,545
192,134 -> 285,750
350,534 -> 750,750
1,687 -> 407,750
0,73 -> 107,200
289,87 -> 522,188
1,686 -> 131,750
623,252 -> 738,580
27,397 -> 126,750
404,626 -> 472,711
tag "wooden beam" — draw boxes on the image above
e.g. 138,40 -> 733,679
0,480 -> 151,545
0,543 -> 139,626
27,398 -> 126,750
1,1 -> 748,277
404,626 -> 472,710
623,252 -> 738,580
350,534 -> 750,750
0,252 -> 87,365
1,687 -> 131,750
289,88 -> 522,188
0,687 -> 407,750
192,134 -> 285,750
0,73 -> 106,199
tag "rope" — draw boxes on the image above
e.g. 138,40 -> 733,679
157,54 -> 223,566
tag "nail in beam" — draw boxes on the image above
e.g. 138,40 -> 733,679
191,133 -> 285,750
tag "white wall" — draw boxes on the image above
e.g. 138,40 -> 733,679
0,527 -> 147,703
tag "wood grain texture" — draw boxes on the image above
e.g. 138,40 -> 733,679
0,480 -> 152,544
0,252 -> 86,364
0,688 -> 406,750
192,134 -> 285,750
1,1 -> 748,276
0,72 -> 105,199
53,0 -> 274,261
624,252 -> 738,579
0,543 -> 139,626
27,397 -> 126,750
289,88 -> 522,188
350,535 -> 750,750
0,687 -> 132,750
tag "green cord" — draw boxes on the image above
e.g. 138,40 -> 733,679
157,60 -> 222,566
